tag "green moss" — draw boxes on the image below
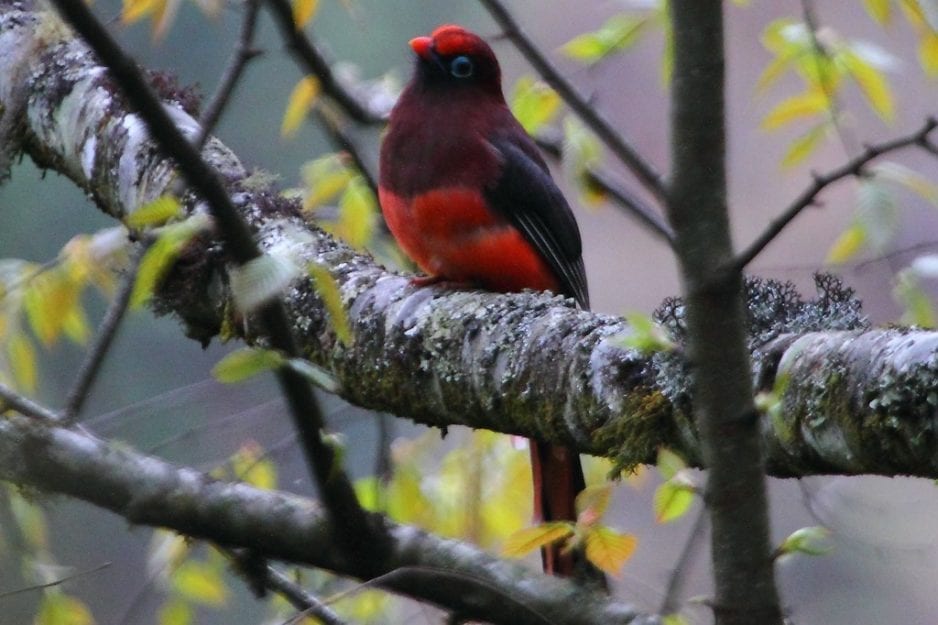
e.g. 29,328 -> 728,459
592,388 -> 675,474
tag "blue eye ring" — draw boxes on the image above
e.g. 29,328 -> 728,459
450,55 -> 474,78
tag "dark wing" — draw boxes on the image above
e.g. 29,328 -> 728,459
484,136 -> 589,309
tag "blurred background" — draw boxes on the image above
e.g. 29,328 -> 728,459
2,0 -> 938,623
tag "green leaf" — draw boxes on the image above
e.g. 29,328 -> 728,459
776,526 -> 833,558
333,176 -> 377,249
510,76 -> 562,134
583,526 -> 637,575
894,268 -> 936,327
35,593 -> 94,625
212,348 -> 285,383
301,154 -> 354,211
502,522 -> 574,557
281,76 -> 320,139
841,49 -> 895,121
781,121 -> 831,168
653,473 -> 697,523
230,253 -> 301,313
620,311 -> 675,353
856,179 -> 898,252
825,223 -> 867,264
132,214 -> 209,308
761,90 -> 829,130
308,262 -> 352,345
354,476 -> 384,512
7,333 -> 37,393
171,560 -> 229,607
863,0 -> 893,23
656,447 -> 687,481
286,357 -> 341,393
560,14 -> 650,65
126,195 -> 182,229
158,599 -> 192,625
662,614 -> 690,625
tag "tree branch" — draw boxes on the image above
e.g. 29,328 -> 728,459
4,4 -> 938,483
0,415 -> 652,625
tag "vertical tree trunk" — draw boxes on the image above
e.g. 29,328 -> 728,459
666,2 -> 783,623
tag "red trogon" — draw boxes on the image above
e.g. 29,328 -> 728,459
379,25 -> 596,581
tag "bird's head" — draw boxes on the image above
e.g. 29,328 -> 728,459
407,25 -> 502,95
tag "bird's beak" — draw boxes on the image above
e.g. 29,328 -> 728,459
409,36 -> 433,60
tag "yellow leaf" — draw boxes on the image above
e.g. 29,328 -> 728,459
863,0 -> 892,23
23,270 -> 80,346
826,224 -> 867,264
333,177 -> 376,249
920,32 -> 938,76
782,122 -> 830,168
61,305 -> 91,345
584,526 -> 637,575
122,0 -> 161,23
230,441 -> 278,490
35,594 -> 94,625
575,484 -> 612,524
899,0 -> 927,27
158,599 -> 191,625
281,76 -> 321,139
7,334 -> 37,393
309,262 -> 352,345
131,215 -> 209,308
126,195 -> 182,229
292,0 -> 320,28
653,478 -> 696,523
502,522 -> 574,557
843,52 -> 895,121
172,560 -> 229,607
212,348 -> 284,383
761,91 -> 829,130
301,154 -> 353,211
755,54 -> 794,94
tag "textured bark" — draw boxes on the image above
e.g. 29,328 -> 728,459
0,6 -> 937,479
0,415 -> 653,625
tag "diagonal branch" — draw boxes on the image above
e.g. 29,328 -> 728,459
731,116 -> 938,273
478,0 -> 667,202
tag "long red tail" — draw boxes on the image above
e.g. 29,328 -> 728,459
529,441 -> 604,585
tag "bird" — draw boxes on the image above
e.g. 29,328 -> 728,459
378,24 -> 597,582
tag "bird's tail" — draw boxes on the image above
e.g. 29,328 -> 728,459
529,441 -> 606,587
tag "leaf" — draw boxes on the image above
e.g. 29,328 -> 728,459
131,214 -> 209,308
213,348 -> 285,383
23,269 -> 81,346
292,0 -> 320,28
776,526 -> 833,558
331,176 -> 377,249
584,526 -> 637,575
308,262 -> 352,345
863,0 -> 893,23
171,560 -> 229,607
841,50 -> 895,121
656,447 -> 687,481
7,333 -> 37,393
919,31 -> 938,76
662,614 -> 690,625
510,77 -> 562,134
825,223 -> 867,264
122,0 -> 163,24
35,593 -> 94,625
856,179 -> 898,252
781,121 -> 831,168
301,154 -> 354,211
286,358 -> 341,393
281,76 -> 321,138
230,442 -> 278,490
621,311 -> 675,353
760,90 -> 829,130
561,15 -> 650,65
230,253 -> 301,313
158,599 -> 192,625
894,268 -> 936,327
126,195 -> 182,229
653,473 -> 697,523
575,484 -> 613,525
873,161 -> 938,205
354,476 -> 383,512
502,522 -> 574,557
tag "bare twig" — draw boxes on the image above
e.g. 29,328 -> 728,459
535,133 -> 674,244
314,107 -> 379,198
731,116 -> 938,273
0,562 -> 112,599
478,0 -> 667,202
195,0 -> 263,147
48,0 -> 387,566
0,381 -> 60,422
62,247 -> 143,424
263,0 -> 384,125
659,507 -> 708,615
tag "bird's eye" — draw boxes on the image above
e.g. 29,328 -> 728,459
450,56 -> 474,78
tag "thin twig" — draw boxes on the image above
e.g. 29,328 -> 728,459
314,107 -> 379,198
0,562 -> 112,599
730,116 -> 938,273
263,0 -> 384,125
196,0 -> 263,147
62,247 -> 144,424
0,382 -> 60,422
535,133 -> 674,245
49,0 -> 386,566
478,0 -> 667,202
659,507 -> 708,615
